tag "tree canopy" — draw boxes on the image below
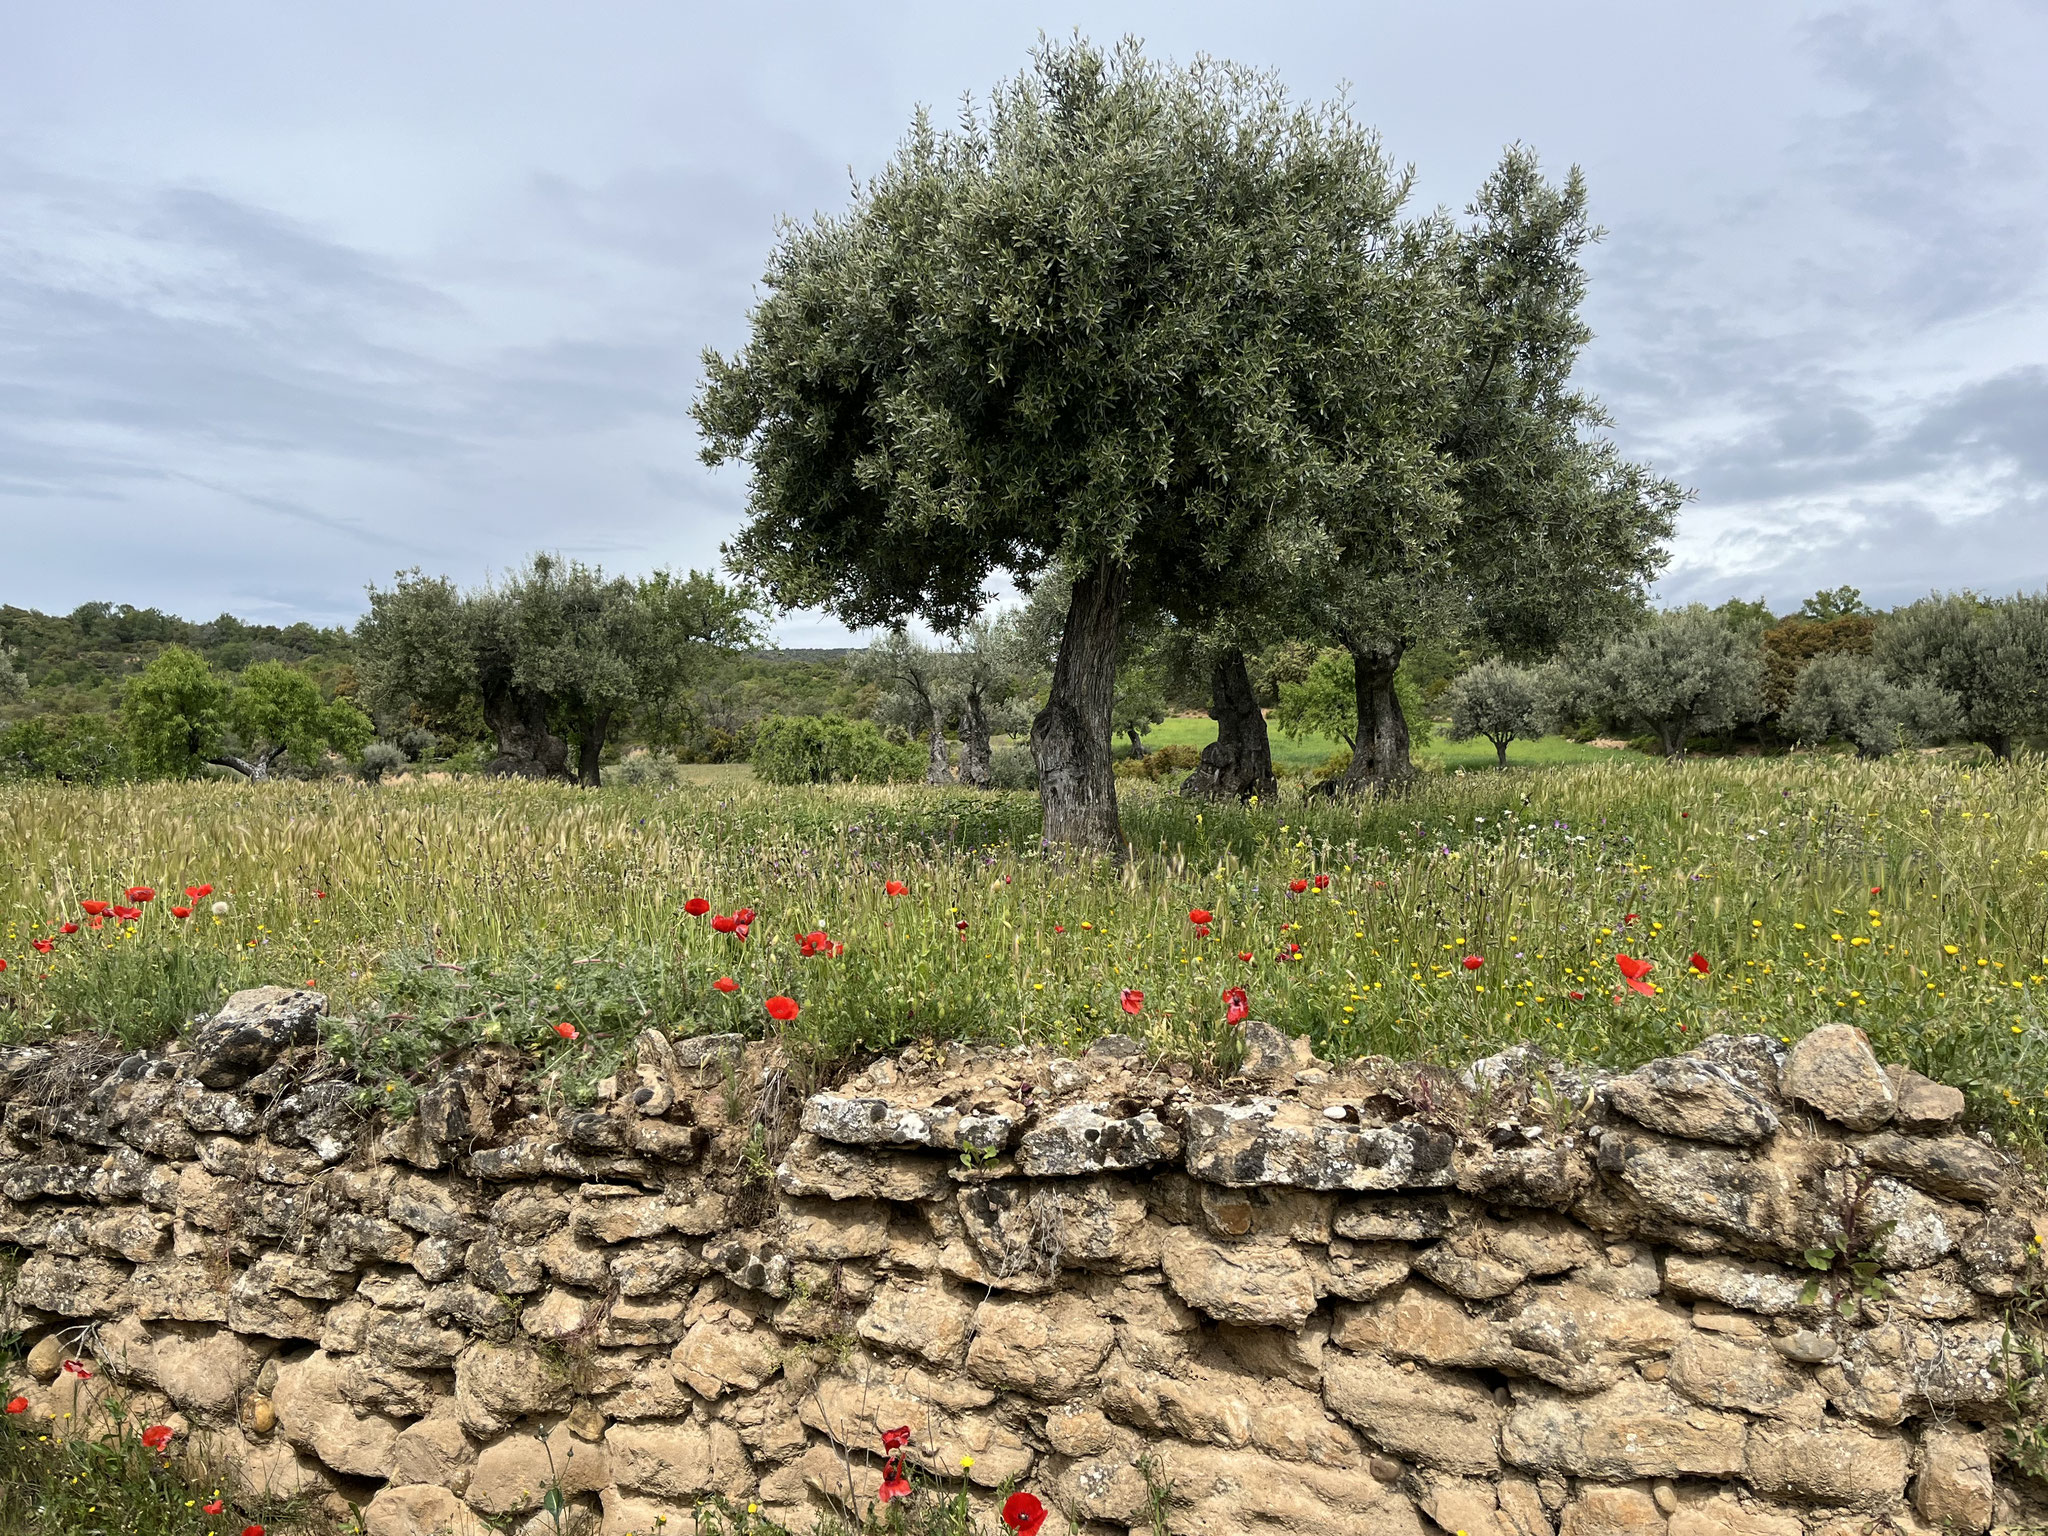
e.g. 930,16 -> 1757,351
122,647 -> 371,780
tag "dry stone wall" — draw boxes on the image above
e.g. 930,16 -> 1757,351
2,986 -> 2046,1536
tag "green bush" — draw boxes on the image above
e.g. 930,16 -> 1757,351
1113,743 -> 1203,781
750,715 -> 924,785
606,748 -> 682,787
0,714 -> 130,783
988,744 -> 1039,790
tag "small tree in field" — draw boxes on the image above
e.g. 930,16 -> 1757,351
1445,659 -> 1544,767
945,616 -> 1033,788
1560,607 -> 1765,759
1785,653 -> 1959,758
124,647 -> 370,779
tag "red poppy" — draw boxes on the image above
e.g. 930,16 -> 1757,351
1568,991 -> 1585,1001
313,891 -> 327,900
1188,908 -> 1213,925
1222,986 -> 1249,1025
765,995 -> 800,1022
1462,955 -> 1483,971
80,900 -> 109,916
1615,955 -> 1657,997
185,884 -> 213,900
1194,924 -> 1211,939
3,1398 -> 25,1414
1870,886 -> 1881,896
31,938 -> 53,954
1688,953 -> 1710,975
877,1459 -> 912,1503
1002,1491 -> 1048,1536
713,977 -> 739,993
141,1424 -> 173,1450
204,1500 -> 224,1514
0,959 -> 7,973
733,922 -> 750,941
1289,879 -> 1308,893
1313,874 -> 1330,890
684,897 -> 710,917
1623,913 -> 1637,925
1053,925 -> 1065,934
112,905 -> 143,921
244,1527 -> 267,1536
956,920 -> 968,933
61,1360 -> 92,1379
125,886 -> 156,902
711,914 -> 738,934
1238,950 -> 1253,962
60,922 -> 78,935
89,916 -> 104,930
881,1426 -> 912,1451
885,880 -> 909,896
735,907 -> 756,925
553,1022 -> 578,1040
171,906 -> 192,919
1119,989 -> 1144,1015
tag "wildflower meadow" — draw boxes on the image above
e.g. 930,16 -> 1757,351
3,752 -> 2046,1147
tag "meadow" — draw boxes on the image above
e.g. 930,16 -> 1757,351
3,752 -> 2047,1146
1135,716 -> 1621,773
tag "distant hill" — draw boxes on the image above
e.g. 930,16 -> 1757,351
0,602 -> 355,717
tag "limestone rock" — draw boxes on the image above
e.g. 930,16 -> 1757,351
271,1349 -> 403,1478
1015,1103 -> 1180,1177
1319,1237 -> 1413,1301
187,987 -> 325,1089
362,1484 -> 489,1536
964,1291 -> 1115,1398
1594,1132 -> 1801,1250
13,1252 -> 130,1317
799,1091 -> 1017,1154
1150,1440 -> 1429,1535
1558,1485 -> 1666,1535
390,1407 -> 477,1494
1889,1067 -> 1965,1131
453,1341 -> 560,1437
775,1134 -> 951,1202
1665,1489 -> 1804,1536
1666,1331 -> 1823,1421
1501,1378 -> 1747,1480
1335,1193 -> 1458,1243
1322,1352 -> 1502,1474
151,1326 -> 271,1422
1184,1098 -> 1454,1191
1662,1254 -> 1811,1315
1608,1055 -> 1781,1146
603,1419 -> 753,1502
465,1422 -> 606,1515
1160,1229 -> 1317,1329
1781,1024 -> 1895,1131
1914,1425 -> 1993,1534
1744,1416 -> 1910,1507
1854,1131 -> 2005,1203
955,1178 -> 1156,1282
775,1197 -> 891,1260
670,1314 -> 780,1399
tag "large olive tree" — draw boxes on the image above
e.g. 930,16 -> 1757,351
693,39 -> 1445,853
1876,591 -> 2048,758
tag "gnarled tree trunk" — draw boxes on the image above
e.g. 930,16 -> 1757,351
574,712 -> 611,788
207,744 -> 288,781
1338,637 -> 1417,795
1030,561 -> 1127,855
480,679 -> 571,780
1181,648 -> 1277,801
925,720 -> 952,784
958,692 -> 992,788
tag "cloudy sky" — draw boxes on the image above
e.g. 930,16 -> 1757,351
3,1 -> 2044,641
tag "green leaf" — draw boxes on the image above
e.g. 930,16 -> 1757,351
1802,1246 -> 1834,1270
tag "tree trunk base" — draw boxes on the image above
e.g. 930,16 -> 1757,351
1337,640 -> 1417,796
1031,561 -> 1127,857
482,686 -> 571,781
1181,649 -> 1278,802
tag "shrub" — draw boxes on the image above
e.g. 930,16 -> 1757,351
607,748 -> 682,788
1785,653 -> 1960,758
988,744 -> 1039,791
359,742 -> 408,783
1113,743 -> 1203,781
396,726 -> 439,761
750,715 -> 924,785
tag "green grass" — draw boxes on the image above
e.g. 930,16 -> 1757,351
4,754 -> 2048,1146
1134,714 -> 1621,772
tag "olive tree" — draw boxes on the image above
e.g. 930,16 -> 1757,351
1557,606 -> 1765,758
0,645 -> 25,710
1876,592 -> 2048,758
1784,653 -> 1959,758
1296,150 -> 1681,793
1445,658 -> 1544,767
359,558 -> 758,784
852,630 -> 954,784
946,615 -> 1034,788
693,39 -> 1443,853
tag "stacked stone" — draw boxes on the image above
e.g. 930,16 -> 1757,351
0,988 -> 2042,1536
